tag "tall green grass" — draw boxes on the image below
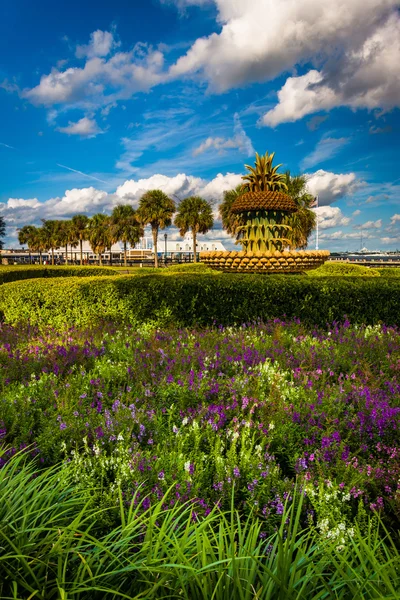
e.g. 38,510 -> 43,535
0,451 -> 399,599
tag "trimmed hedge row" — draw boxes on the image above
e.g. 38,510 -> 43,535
0,266 -> 120,285
307,262 -> 381,277
0,273 -> 399,328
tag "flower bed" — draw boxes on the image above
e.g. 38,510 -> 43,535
1,318 -> 399,537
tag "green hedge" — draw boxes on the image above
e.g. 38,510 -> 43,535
0,265 -> 120,285
307,262 -> 381,277
1,273 -> 399,328
376,267 -> 400,277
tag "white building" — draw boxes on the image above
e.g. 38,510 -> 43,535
135,234 -> 226,254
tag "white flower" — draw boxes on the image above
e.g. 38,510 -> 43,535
184,461 -> 191,473
269,422 -> 275,431
182,417 -> 188,426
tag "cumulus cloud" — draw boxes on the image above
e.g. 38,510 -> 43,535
300,136 -> 350,170
76,30 -> 118,59
381,235 -> 400,245
316,206 -> 351,230
306,169 -> 361,206
354,219 -> 382,230
56,117 -> 104,138
171,0 -> 397,101
11,0 -> 398,126
262,11 -> 400,126
193,114 -> 254,157
390,214 -> 400,225
24,38 -> 166,107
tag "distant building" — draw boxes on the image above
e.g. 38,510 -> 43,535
3,234 -> 227,263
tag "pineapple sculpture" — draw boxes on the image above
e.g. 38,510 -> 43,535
200,150 -> 329,272
232,151 -> 297,252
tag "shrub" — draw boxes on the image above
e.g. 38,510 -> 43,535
1,273 -> 400,328
308,261 -> 381,277
0,265 -> 119,285
165,262 -> 216,274
377,267 -> 400,277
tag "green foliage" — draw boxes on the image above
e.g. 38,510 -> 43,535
308,262 -> 381,277
376,267 -> 400,277
1,271 -> 399,328
0,266 -> 119,285
284,172 -> 317,249
242,151 -> 288,193
0,452 -> 398,599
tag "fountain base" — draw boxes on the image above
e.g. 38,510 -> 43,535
200,250 -> 330,273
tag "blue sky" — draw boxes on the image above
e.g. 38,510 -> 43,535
1,0 -> 399,250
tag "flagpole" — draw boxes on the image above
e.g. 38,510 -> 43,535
315,195 -> 319,250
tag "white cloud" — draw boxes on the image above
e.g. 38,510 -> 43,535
381,235 -> 400,245
56,117 -> 104,138
300,136 -> 350,170
316,206 -> 351,229
306,169 -> 361,206
354,219 -> 382,230
13,1 -> 399,125
24,39 -> 166,107
76,30 -> 118,59
193,113 -> 254,157
390,214 -> 400,225
352,209 -> 361,216
262,11 -> 400,126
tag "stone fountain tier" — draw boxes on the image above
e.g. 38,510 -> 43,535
200,250 -> 330,273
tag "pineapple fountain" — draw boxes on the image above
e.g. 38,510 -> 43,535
200,152 -> 329,273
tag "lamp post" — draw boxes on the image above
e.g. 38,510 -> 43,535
164,233 -> 167,263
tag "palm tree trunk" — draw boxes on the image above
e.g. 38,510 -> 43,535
99,252 -> 103,266
109,247 -> 113,266
65,245 -> 68,265
152,227 -> 158,268
192,229 -> 197,263
124,241 -> 127,267
39,251 -> 42,266
80,239 -> 83,266
51,248 -> 54,266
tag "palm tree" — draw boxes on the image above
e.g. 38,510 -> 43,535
110,205 -> 144,267
18,225 -> 37,264
137,190 -> 175,268
0,216 -> 5,253
174,196 -> 214,263
284,172 -> 317,249
219,185 -> 245,240
57,220 -> 73,265
70,215 -> 89,265
87,214 -> 112,266
41,220 -> 62,265
30,227 -> 46,265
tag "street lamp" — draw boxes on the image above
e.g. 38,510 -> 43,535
164,233 -> 167,263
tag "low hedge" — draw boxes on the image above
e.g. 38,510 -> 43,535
0,266 -> 120,285
376,267 -> 400,277
0,273 -> 399,328
307,262 -> 381,277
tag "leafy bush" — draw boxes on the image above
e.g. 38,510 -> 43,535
1,272 -> 400,328
308,261 -> 381,277
0,265 -> 119,285
165,262 -> 216,274
377,267 -> 400,277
